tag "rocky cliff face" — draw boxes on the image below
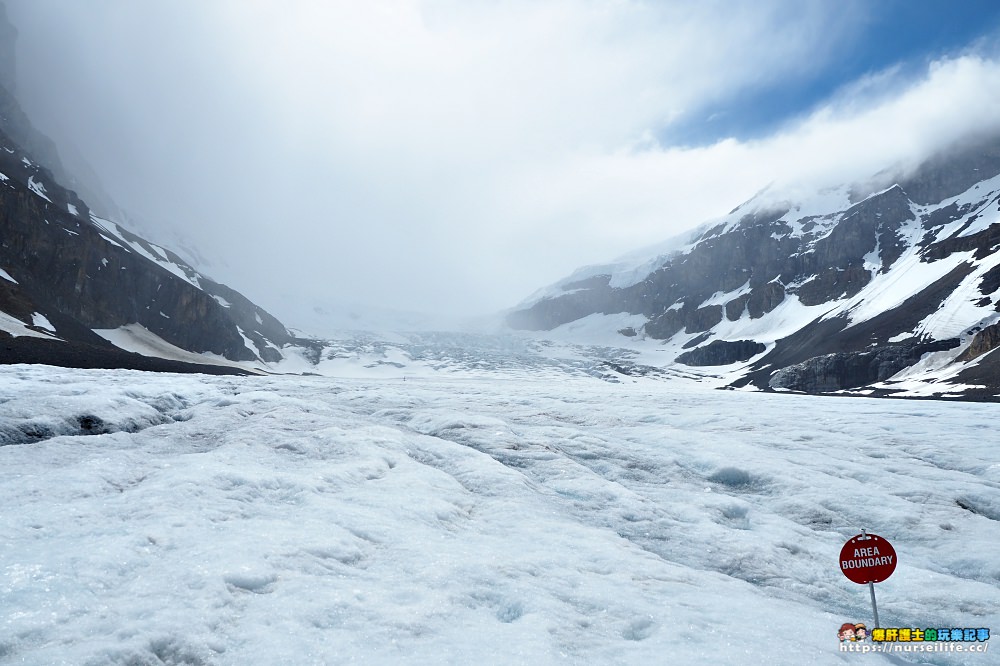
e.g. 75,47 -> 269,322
0,8 -> 293,371
0,117 -> 293,368
508,136 -> 1000,399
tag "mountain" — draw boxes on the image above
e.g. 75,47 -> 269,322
0,5 -> 292,374
508,134 -> 1000,400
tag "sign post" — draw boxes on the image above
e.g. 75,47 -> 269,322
839,530 -> 897,628
868,577 -> 880,630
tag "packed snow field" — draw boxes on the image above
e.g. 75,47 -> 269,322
1,365 -> 998,665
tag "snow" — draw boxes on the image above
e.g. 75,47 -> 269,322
0,366 -> 996,664
26,175 -> 51,202
93,324 -> 253,370
840,246 -> 967,329
0,311 -> 57,339
880,348 -> 985,396
211,294 -> 232,308
0,311 -> 51,339
712,293 -> 827,344
0,171 -> 8,181
778,184 -> 853,230
547,312 -> 648,344
89,215 -> 203,289
700,281 -> 751,308
30,312 -> 56,333
236,326 -> 262,357
515,227 -> 709,308
98,233 -> 126,250
911,252 -> 1000,340
936,172 -> 1000,241
67,203 -> 79,216
88,217 -> 133,253
0,267 -> 17,283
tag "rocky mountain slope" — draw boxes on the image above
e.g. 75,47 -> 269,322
508,135 -> 1000,400
0,4 -> 292,373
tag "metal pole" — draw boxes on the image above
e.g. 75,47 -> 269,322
860,529 -> 880,628
868,581 -> 880,629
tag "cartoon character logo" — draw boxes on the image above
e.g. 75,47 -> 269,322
839,623 -> 857,642
854,623 -> 868,641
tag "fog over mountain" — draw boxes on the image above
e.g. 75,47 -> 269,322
7,5 -> 1000,663
5,1 -> 1000,330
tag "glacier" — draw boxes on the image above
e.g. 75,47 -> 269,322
1,364 -> 997,664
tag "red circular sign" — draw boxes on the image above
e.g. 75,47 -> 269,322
840,533 -> 897,584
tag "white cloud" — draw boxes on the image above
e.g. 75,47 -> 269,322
493,53 -> 1000,272
7,1 -> 1000,326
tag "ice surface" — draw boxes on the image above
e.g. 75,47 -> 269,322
0,366 -> 996,664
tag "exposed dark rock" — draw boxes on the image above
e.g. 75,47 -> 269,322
921,200 -> 976,231
725,294 -> 748,321
643,307 -> 685,340
796,265 -> 871,306
687,305 -> 723,332
682,332 -> 711,349
735,262 -> 974,390
746,281 -> 784,318
676,339 -> 765,366
509,184 -> 917,336
923,222 -> 1000,262
0,71 -> 292,369
979,263 -> 1000,297
617,326 -> 637,337
768,340 -> 960,392
504,291 -> 613,331
898,136 -> 1000,205
507,134 -> 1000,399
957,323 -> 1000,362
0,335 -> 247,375
563,274 -> 611,291
0,170 -> 258,359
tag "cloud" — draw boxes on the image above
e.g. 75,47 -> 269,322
5,1 -> 999,327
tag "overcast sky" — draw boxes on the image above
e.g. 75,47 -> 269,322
6,1 -> 1000,330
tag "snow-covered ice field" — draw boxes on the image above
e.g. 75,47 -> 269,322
1,365 -> 998,664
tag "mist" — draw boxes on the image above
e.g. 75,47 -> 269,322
5,0 -> 1000,331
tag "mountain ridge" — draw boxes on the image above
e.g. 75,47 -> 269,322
0,4 -> 294,373
507,136 -> 1000,400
